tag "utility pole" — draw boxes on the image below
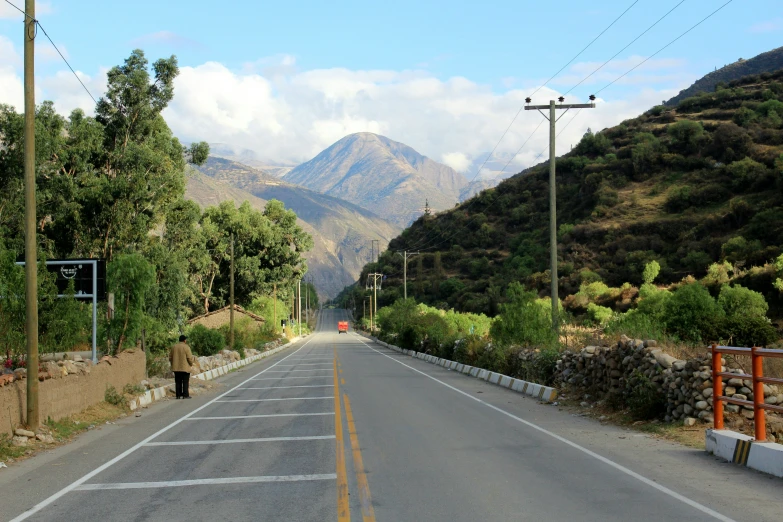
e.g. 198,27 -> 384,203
525,95 -> 596,333
396,251 -> 419,300
229,234 -> 235,350
273,283 -> 277,334
24,0 -> 39,432
297,279 -> 302,337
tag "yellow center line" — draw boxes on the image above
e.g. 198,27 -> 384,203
344,394 -> 377,522
334,345 -> 350,521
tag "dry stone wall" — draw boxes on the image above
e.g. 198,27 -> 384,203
552,336 -> 782,437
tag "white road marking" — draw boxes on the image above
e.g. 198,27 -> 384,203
187,413 -> 334,420
249,376 -> 332,381
75,474 -> 338,491
145,435 -> 335,446
215,396 -> 333,402
274,364 -> 334,367
264,369 -> 333,373
9,336 -> 317,522
353,335 -> 736,522
240,385 -> 335,390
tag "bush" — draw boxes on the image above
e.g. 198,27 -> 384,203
667,120 -> 704,154
188,324 -> 226,356
642,260 -> 660,285
490,282 -> 558,348
587,303 -> 613,326
717,284 -> 778,346
663,283 -> 723,343
104,385 -> 127,407
605,309 -> 666,340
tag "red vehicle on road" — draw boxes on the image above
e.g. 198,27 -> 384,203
338,321 -> 349,334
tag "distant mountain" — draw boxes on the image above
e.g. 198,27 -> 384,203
208,143 -> 296,177
460,178 -> 499,201
188,158 -> 401,299
666,46 -> 783,106
286,133 -> 469,227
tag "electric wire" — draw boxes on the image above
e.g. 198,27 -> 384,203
3,0 -> 98,104
399,1 -> 642,253
391,0 -> 735,265
564,0 -> 687,95
595,0 -> 735,95
442,0 -> 643,195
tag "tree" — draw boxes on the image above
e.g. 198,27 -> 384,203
642,260 -> 661,285
194,200 -> 311,313
105,253 -> 155,353
667,120 -> 704,154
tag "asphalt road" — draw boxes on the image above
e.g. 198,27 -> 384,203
3,309 -> 783,521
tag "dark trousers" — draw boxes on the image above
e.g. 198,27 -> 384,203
174,371 -> 190,398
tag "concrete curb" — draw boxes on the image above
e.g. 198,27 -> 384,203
129,336 -> 303,411
358,332 -> 557,403
706,429 -> 783,479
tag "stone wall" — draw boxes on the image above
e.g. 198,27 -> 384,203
0,349 -> 145,436
553,336 -> 782,437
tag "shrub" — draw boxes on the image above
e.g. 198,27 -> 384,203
725,157 -> 768,191
721,236 -> 761,264
587,303 -> 613,326
663,283 -> 723,343
104,385 -> 127,407
490,282 -> 557,348
642,260 -> 660,285
718,284 -> 768,318
667,120 -> 704,154
188,324 -> 226,356
605,309 -> 666,340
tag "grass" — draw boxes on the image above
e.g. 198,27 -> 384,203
1,402 -> 128,464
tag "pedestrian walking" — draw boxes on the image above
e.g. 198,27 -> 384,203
170,335 -> 195,399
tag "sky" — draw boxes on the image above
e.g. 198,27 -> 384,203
1,0 -> 782,178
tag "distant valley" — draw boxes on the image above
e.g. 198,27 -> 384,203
187,158 -> 401,299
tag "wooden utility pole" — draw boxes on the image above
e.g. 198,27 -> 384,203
24,0 -> 39,431
525,96 -> 596,334
397,251 -> 419,300
297,279 -> 301,337
273,283 -> 277,334
229,234 -> 235,349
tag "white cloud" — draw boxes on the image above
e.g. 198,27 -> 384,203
442,152 -> 471,172
0,1 -> 51,19
749,18 -> 783,33
0,39 -> 692,175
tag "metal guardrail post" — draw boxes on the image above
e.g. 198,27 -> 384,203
712,344 -> 724,430
751,346 -> 766,442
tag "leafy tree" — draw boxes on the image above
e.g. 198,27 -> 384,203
667,120 -> 704,154
663,283 -> 723,343
105,253 -> 155,352
490,282 -> 557,348
642,260 -> 661,285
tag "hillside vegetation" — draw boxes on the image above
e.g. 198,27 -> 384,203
191,157 -> 401,299
667,46 -> 783,106
350,69 -> 783,337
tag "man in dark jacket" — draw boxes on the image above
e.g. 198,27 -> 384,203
169,335 -> 195,399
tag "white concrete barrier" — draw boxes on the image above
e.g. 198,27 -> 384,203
706,429 -> 783,479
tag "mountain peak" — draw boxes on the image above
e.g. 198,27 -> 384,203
287,133 -> 469,226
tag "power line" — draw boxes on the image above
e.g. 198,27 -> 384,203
596,0 -> 735,95
453,0 -> 642,192
564,0 -> 687,95
401,1 -> 642,253
397,1 -> 736,258
528,0 -> 641,99
3,0 -> 98,104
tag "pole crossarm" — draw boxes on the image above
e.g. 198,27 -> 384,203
525,103 -> 596,110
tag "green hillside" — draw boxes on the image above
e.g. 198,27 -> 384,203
354,69 -> 783,322
666,46 -> 783,106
